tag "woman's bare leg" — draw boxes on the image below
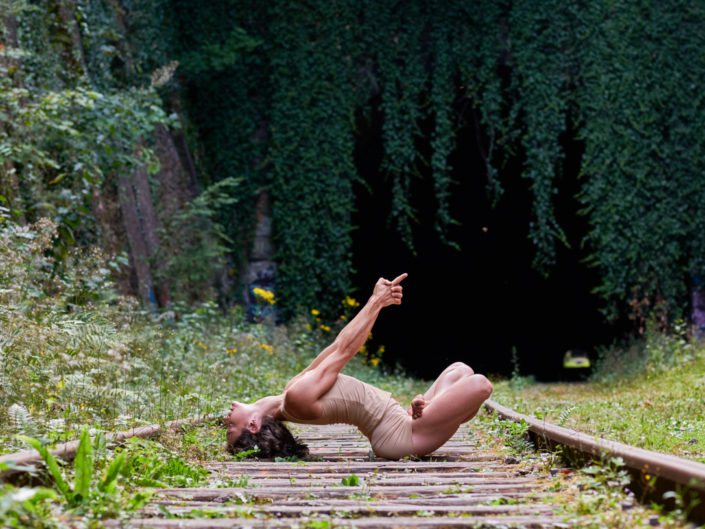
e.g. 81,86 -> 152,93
408,362 -> 475,417
410,363 -> 492,456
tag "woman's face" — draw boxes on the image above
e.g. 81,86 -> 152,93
226,401 -> 260,444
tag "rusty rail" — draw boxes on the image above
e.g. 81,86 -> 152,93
3,402 -> 705,526
484,399 -> 705,523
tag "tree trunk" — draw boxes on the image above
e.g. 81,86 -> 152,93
55,0 -> 87,75
117,173 -> 156,308
693,278 -> 705,340
91,180 -> 133,296
166,92 -> 200,197
0,13 -> 26,224
131,163 -> 171,307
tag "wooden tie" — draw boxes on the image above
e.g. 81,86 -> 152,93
108,423 -> 575,528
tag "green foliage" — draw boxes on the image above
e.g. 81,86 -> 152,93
575,1 -> 705,322
17,426 -> 151,518
492,338 -> 705,463
7,0 -> 705,325
0,483 -> 58,529
119,437 -> 209,488
157,177 -> 241,304
1,9 -> 170,253
167,0 -> 705,323
507,1 -> 576,271
486,413 -> 533,455
266,1 -> 357,316
340,474 -> 359,487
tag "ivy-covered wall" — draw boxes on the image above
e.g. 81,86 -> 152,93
170,0 -> 705,325
4,0 -> 705,327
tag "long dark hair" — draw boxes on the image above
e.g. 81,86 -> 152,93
226,417 -> 309,459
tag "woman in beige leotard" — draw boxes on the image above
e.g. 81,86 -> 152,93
225,274 -> 493,460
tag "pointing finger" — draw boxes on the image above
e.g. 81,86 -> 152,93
391,273 -> 408,285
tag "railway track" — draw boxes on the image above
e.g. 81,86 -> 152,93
2,401 -> 704,528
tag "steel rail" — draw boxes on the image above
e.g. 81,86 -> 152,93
0,413 -> 221,481
484,399 -> 705,523
3,402 -> 704,523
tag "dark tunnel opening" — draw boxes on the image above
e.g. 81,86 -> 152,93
350,101 -> 625,382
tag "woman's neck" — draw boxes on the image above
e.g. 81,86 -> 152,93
252,394 -> 285,420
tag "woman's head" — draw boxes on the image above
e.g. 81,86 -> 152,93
225,416 -> 309,459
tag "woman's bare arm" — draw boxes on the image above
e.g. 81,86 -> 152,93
284,274 -> 407,417
285,274 -> 407,391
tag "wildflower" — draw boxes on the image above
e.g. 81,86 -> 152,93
340,315 -> 347,320
253,287 -> 276,305
311,309 -> 320,316
306,323 -> 312,330
377,345 -> 385,354
320,324 -> 331,332
370,357 -> 380,367
198,341 -> 207,350
343,296 -> 360,308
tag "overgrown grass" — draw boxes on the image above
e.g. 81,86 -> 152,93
472,408 -> 698,528
0,220 -> 423,455
493,329 -> 705,463
0,219 -> 426,527
3,219 -> 702,528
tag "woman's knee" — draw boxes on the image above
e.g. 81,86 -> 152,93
447,361 -> 474,377
464,374 -> 492,401
475,374 -> 493,400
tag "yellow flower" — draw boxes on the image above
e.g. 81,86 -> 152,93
306,323 -> 312,330
343,296 -> 360,308
377,345 -> 385,354
198,341 -> 207,350
253,287 -> 276,304
340,315 -> 347,320
320,324 -> 331,332
370,357 -> 380,367
311,309 -> 320,316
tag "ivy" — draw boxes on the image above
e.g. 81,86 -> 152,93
576,1 -> 705,321
506,0 -> 576,271
267,0 -> 357,316
7,0 -> 705,326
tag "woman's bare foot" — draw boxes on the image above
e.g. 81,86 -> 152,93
410,394 -> 427,420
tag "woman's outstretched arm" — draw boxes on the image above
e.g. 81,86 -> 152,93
284,274 -> 407,416
285,274 -> 407,390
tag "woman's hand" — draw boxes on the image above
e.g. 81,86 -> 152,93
372,273 -> 407,308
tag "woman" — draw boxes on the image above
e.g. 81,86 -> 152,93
226,274 -> 493,460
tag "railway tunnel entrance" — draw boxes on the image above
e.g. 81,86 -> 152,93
350,107 -> 624,382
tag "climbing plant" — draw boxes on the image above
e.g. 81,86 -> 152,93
575,1 -> 705,322
6,0 -> 705,326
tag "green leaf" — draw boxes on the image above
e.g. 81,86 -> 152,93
16,435 -> 71,499
98,451 -> 126,494
74,426 -> 93,502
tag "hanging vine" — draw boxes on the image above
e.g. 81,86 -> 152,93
428,6 -> 457,245
506,0 -> 577,271
8,0 -> 705,325
576,1 -> 705,322
267,0 -> 358,315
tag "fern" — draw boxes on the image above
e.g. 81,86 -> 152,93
558,405 -> 577,427
8,403 -> 37,437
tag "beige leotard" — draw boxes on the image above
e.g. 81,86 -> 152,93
280,374 -> 414,459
